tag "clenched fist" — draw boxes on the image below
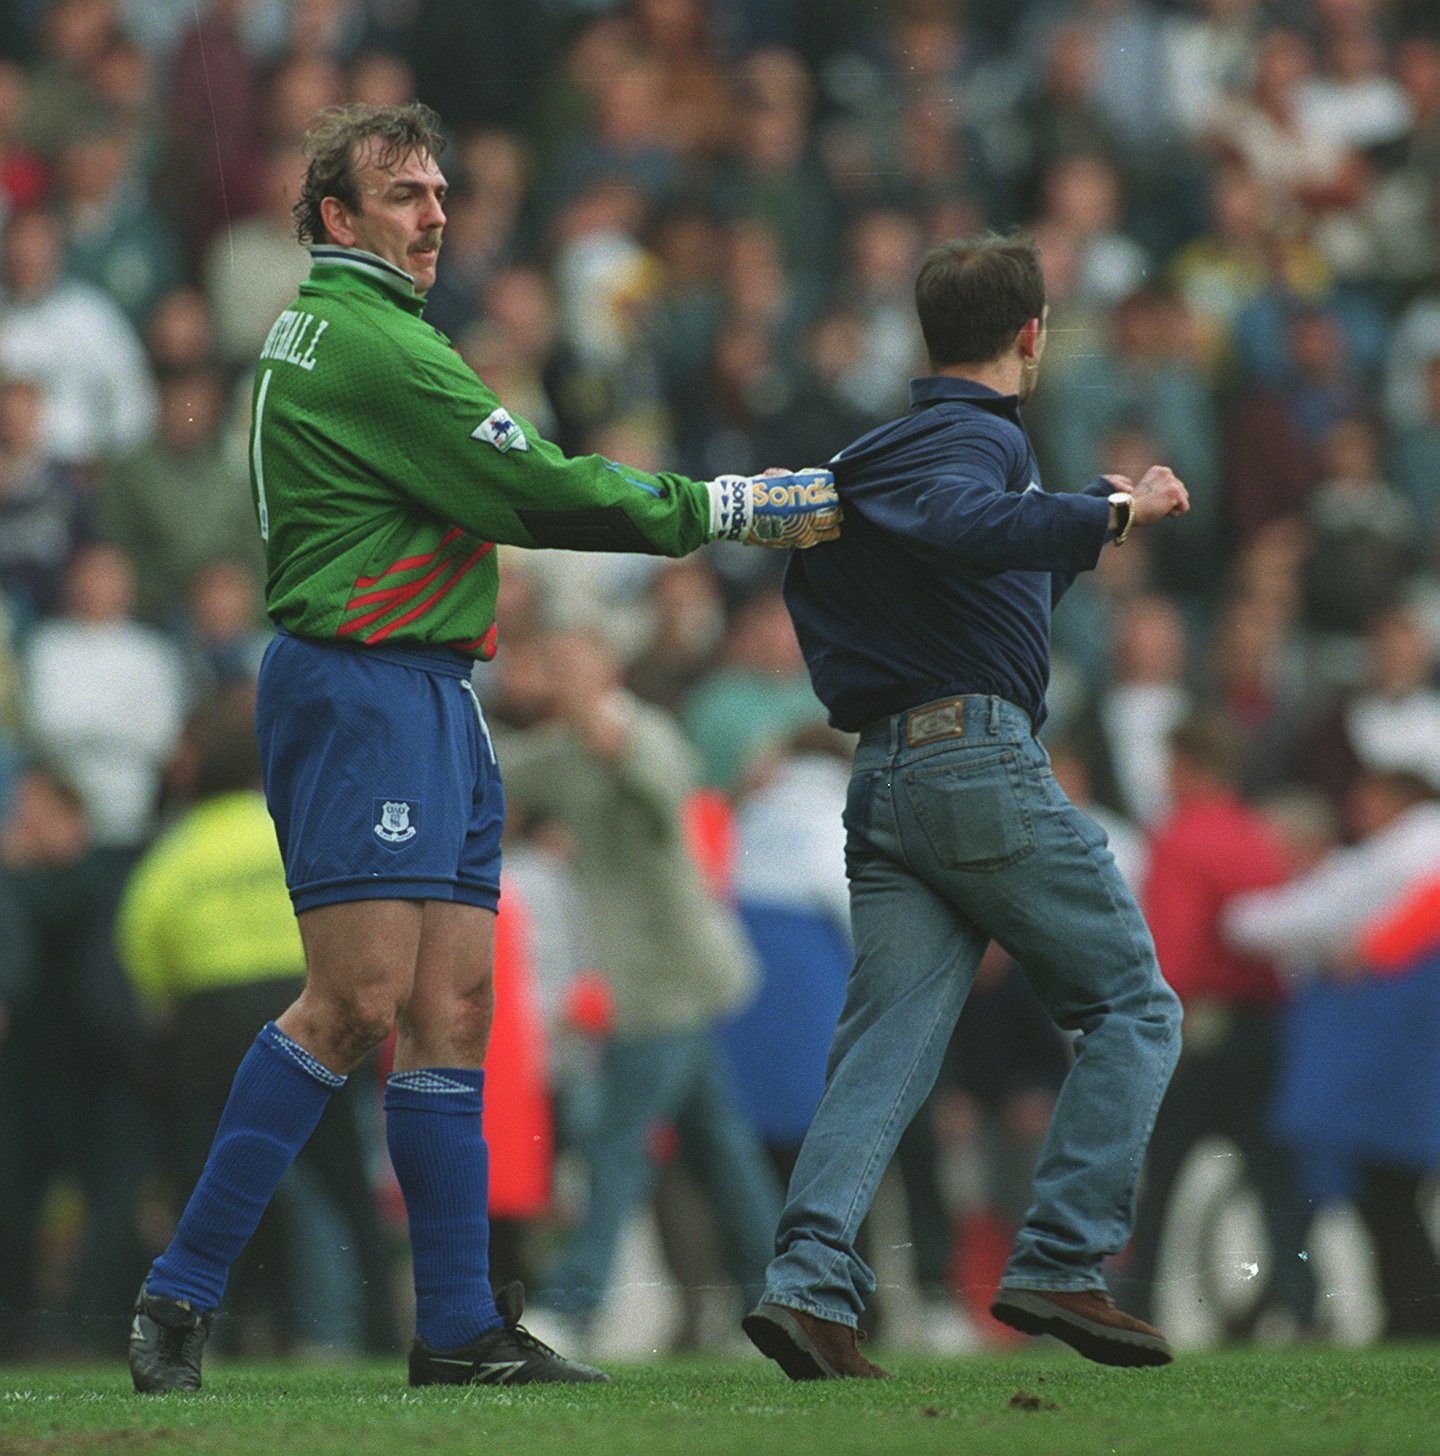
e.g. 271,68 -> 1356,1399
1129,466 -> 1189,528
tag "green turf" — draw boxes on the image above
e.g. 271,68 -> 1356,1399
2,1348 -> 1437,1456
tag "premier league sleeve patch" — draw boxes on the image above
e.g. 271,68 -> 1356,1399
373,798 -> 420,849
471,407 -> 529,453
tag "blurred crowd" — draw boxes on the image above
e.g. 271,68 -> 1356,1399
1,0 -> 1439,1359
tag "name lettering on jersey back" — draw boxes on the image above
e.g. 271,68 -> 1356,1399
260,310 -> 329,371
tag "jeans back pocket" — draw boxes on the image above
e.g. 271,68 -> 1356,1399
903,747 -> 1036,872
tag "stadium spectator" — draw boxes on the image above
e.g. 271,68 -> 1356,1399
1072,593 -> 1194,827
0,761 -> 150,1354
117,688 -> 397,1356
1226,761 -> 1440,1338
0,373 -> 90,621
1208,28 -> 1354,217
144,286 -> 218,373
204,146 -> 312,368
682,586 -> 824,788
457,266 -> 567,446
936,947 -> 1070,1338
1032,287 -> 1220,581
477,883 -> 556,1295
717,48 -> 837,298
1204,590 -> 1310,799
1033,154 -> 1150,308
158,0 -> 264,267
624,556 -> 726,713
1008,21 -> 1118,224
1167,163 -> 1284,372
97,365 -> 257,622
419,130 -> 528,342
1299,414 -> 1420,639
722,724 -> 851,1177
0,61 -> 50,220
1299,606 -> 1440,813
1296,19 -> 1412,154
1126,716 -> 1316,1336
1390,353 -> 1440,528
178,557 -> 271,690
1385,287 -> 1440,432
1224,303 -> 1369,537
21,544 -> 186,850
542,54 -> 682,219
843,209 -> 926,419
55,122 -> 181,325
1163,0 -> 1267,145
20,0 -> 117,163
0,206 -> 156,467
500,627 -> 781,1343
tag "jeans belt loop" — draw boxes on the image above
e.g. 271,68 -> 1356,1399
988,696 -> 999,735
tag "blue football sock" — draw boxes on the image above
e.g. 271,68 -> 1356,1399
147,1021 -> 345,1311
384,1066 -> 500,1349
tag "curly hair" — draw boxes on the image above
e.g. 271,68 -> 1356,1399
293,101 -> 446,245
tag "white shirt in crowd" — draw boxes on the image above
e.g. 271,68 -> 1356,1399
0,281 -> 157,464
1102,681 -> 1190,827
735,752 -> 852,934
1224,801 -> 1440,978
23,620 -> 187,847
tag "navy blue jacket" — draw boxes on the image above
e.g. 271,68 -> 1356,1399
783,375 -> 1113,733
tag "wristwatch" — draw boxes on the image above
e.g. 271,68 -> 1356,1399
1107,491 -> 1134,546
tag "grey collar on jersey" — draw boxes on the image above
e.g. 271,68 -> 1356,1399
307,244 -> 419,299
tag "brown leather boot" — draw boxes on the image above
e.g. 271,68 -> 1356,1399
990,1287 -> 1172,1367
743,1302 -> 892,1380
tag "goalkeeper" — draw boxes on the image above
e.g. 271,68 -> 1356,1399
128,101 -> 839,1396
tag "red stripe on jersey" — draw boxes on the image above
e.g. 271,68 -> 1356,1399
353,527 -> 464,588
338,555 -> 453,636
446,623 -> 499,658
365,541 -> 495,645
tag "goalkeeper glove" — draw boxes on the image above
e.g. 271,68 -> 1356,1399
706,469 -> 842,549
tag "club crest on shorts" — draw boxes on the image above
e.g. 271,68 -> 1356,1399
373,798 -> 419,848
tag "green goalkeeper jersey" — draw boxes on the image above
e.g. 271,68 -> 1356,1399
248,246 -> 714,658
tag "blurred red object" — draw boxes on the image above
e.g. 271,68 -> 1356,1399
486,885 -> 554,1218
684,787 -> 735,900
1358,874 -> 1440,976
375,878 -> 555,1222
563,971 -> 616,1038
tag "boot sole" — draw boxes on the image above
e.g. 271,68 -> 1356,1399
742,1305 -> 837,1380
990,1290 -> 1173,1368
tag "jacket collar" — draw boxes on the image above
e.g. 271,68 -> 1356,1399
305,245 -> 427,315
909,374 -> 1022,423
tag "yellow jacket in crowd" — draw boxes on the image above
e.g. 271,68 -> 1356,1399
117,791 -> 303,1010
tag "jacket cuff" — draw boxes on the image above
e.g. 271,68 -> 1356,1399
706,475 -> 752,541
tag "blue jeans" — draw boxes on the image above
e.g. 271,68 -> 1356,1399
763,696 -> 1181,1326
543,1027 -> 782,1321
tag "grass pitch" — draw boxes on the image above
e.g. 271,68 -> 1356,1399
2,1347 -> 1437,1456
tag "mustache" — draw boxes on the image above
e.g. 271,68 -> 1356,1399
411,231 -> 442,252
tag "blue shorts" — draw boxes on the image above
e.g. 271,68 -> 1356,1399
256,628 -> 503,914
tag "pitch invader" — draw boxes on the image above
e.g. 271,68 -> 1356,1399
128,101 -> 841,1394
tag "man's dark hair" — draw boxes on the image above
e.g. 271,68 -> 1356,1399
914,233 -> 1046,367
1167,714 -> 1241,784
188,686 -> 263,799
293,102 -> 445,245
